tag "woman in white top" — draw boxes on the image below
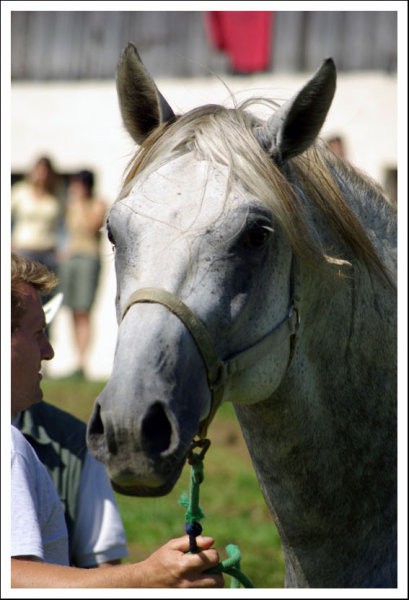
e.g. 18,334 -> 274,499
11,156 -> 62,281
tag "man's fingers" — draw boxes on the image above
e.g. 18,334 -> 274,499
169,535 -> 215,553
181,547 -> 220,571
195,535 -> 216,551
188,572 -> 225,588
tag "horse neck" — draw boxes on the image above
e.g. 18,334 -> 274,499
234,263 -> 397,587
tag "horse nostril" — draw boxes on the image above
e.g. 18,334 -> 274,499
87,402 -> 106,457
141,402 -> 173,458
87,402 -> 118,456
88,402 -> 104,435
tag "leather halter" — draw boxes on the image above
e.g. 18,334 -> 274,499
121,258 -> 300,438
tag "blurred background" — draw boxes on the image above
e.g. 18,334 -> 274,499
4,7 -> 404,587
8,8 -> 398,378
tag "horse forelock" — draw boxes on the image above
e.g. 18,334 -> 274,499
119,102 -> 396,287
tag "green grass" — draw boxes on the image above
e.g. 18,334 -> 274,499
42,377 -> 285,588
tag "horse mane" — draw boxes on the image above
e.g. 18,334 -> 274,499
120,101 -> 396,287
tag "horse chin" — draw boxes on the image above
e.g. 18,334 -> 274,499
108,458 -> 186,497
110,477 -> 180,497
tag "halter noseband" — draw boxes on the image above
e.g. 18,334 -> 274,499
120,258 -> 299,438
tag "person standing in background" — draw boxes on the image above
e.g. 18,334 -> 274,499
326,135 -> 347,159
58,170 -> 107,379
11,155 -> 63,296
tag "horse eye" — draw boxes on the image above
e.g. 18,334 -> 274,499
242,223 -> 272,248
106,221 -> 116,247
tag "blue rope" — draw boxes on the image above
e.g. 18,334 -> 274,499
179,439 -> 255,588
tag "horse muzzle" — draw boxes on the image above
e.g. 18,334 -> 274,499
87,395 -> 190,496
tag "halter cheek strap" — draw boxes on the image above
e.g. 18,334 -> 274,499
122,287 -> 224,390
120,262 -> 299,438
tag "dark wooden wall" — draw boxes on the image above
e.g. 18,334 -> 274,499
11,10 -> 397,81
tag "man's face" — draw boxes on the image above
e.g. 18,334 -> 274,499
11,284 -> 54,417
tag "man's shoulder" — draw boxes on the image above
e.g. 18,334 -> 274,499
11,425 -> 51,481
21,402 -> 87,457
31,401 -> 86,431
11,424 -> 33,456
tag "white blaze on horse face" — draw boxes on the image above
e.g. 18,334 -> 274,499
113,155 -> 236,310
112,153 -> 294,407
120,154 -> 231,230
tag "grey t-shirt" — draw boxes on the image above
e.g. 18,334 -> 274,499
11,425 -> 69,565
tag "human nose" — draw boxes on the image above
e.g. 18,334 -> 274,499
41,335 -> 55,361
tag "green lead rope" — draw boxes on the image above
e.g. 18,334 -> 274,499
179,438 -> 255,589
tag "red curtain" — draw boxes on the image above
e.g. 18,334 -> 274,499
204,11 -> 273,74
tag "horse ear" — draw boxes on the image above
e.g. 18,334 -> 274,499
254,58 -> 336,165
116,43 -> 175,144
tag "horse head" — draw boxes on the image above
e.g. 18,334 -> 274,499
87,43 -> 337,496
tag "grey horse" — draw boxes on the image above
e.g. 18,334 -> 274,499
87,44 -> 397,588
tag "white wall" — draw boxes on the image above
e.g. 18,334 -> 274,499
10,72 -> 397,379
